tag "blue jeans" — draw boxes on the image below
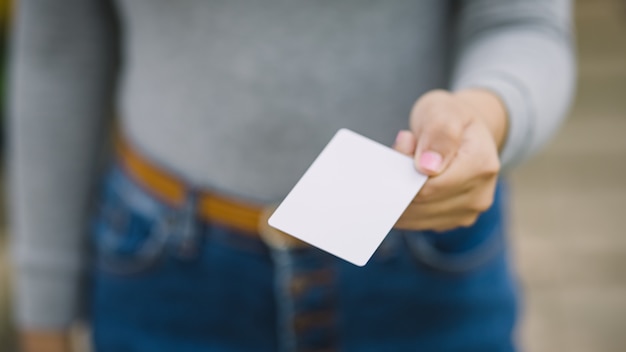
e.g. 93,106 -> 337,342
89,165 -> 518,351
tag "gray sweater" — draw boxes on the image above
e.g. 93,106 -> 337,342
8,0 -> 575,328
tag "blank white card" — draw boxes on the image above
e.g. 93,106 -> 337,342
268,129 -> 428,266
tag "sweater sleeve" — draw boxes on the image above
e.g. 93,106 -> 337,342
7,0 -> 118,328
450,0 -> 576,169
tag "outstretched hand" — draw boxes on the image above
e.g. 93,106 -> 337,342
394,89 -> 508,232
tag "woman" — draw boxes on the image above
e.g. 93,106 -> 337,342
9,1 -> 575,351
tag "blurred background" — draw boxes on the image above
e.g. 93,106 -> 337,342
0,0 -> 624,351
510,0 -> 626,350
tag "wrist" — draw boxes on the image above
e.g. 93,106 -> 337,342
453,89 -> 508,150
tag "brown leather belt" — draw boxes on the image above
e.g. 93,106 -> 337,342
115,135 -> 306,248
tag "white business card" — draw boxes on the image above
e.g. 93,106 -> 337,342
268,128 -> 428,266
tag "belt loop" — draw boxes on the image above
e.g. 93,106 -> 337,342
174,189 -> 201,258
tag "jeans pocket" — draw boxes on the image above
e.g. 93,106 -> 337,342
91,169 -> 171,275
404,183 -> 508,275
403,226 -> 504,275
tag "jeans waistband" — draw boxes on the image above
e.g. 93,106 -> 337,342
98,161 -> 508,274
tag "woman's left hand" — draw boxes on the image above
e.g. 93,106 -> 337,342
394,89 -> 508,232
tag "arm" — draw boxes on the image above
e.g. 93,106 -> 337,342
451,0 -> 576,170
8,0 -> 119,345
395,0 -> 576,230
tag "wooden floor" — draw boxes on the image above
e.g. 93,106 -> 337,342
1,0 -> 625,351
511,1 -> 626,351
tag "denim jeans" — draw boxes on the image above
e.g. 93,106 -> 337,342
89,165 -> 518,351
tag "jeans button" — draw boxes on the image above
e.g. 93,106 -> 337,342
293,311 -> 334,334
290,276 -> 308,297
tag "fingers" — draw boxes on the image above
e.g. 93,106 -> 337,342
413,183 -> 496,218
396,182 -> 496,231
409,90 -> 471,176
395,211 -> 479,232
393,130 -> 416,156
415,123 -> 500,203
394,122 -> 501,232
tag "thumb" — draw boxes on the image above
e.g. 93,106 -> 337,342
414,122 -> 463,176
392,130 -> 416,157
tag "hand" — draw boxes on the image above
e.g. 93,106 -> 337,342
394,89 -> 508,232
19,330 -> 72,352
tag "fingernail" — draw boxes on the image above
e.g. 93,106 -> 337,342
394,131 -> 405,147
420,151 -> 442,173
392,131 -> 404,148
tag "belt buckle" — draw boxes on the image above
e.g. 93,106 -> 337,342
258,205 -> 308,250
